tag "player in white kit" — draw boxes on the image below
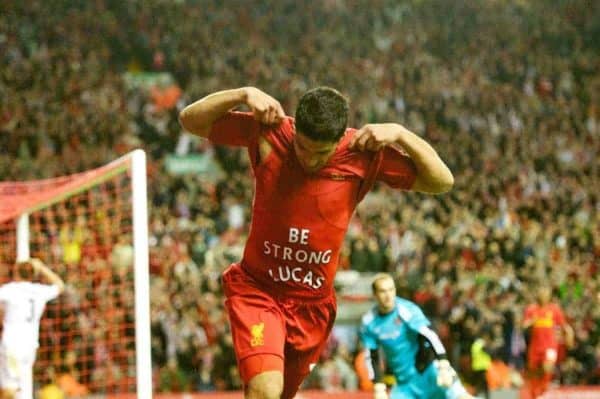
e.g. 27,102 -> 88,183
0,258 -> 65,399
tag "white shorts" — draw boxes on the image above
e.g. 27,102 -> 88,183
545,348 -> 558,363
0,345 -> 35,391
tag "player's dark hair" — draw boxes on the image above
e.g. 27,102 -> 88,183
295,87 -> 349,142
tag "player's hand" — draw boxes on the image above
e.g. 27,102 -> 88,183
564,327 -> 575,349
243,87 -> 285,125
373,382 -> 389,399
349,124 -> 402,151
565,335 -> 575,349
28,258 -> 44,270
434,359 -> 457,388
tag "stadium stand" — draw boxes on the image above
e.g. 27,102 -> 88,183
1,0 -> 598,396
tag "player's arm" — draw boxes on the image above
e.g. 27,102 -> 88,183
417,326 -> 457,388
29,258 -> 65,294
563,323 -> 575,348
417,325 -> 448,366
365,349 -> 388,399
556,305 -> 575,348
522,307 -> 535,329
349,124 -> 453,194
522,318 -> 534,329
366,348 -> 385,383
179,87 -> 285,137
360,315 -> 388,399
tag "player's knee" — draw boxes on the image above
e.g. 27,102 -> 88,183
246,371 -> 284,399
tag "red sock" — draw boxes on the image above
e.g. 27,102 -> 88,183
539,372 -> 552,394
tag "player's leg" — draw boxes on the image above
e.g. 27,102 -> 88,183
222,264 -> 287,399
537,347 -> 557,395
0,346 -> 18,399
280,355 -> 310,399
228,307 -> 286,399
244,360 -> 284,399
541,347 -> 557,375
15,369 -> 30,399
280,295 -> 337,399
526,347 -> 545,398
15,350 -> 34,399
281,341 -> 327,399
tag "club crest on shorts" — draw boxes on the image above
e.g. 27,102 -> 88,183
250,322 -> 265,347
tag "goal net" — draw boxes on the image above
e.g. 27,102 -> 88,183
0,150 -> 151,398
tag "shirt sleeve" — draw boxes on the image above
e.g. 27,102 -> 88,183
208,111 -> 262,147
400,302 -> 431,332
523,306 -> 534,324
33,284 -> 60,303
359,313 -> 379,350
376,145 -> 417,189
0,284 -> 9,301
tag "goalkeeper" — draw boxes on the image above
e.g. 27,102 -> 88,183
359,273 -> 473,399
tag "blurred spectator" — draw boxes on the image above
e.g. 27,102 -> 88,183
315,343 -> 358,392
38,368 -> 64,399
471,328 -> 492,398
157,359 -> 190,393
486,360 -> 523,392
56,350 -> 89,397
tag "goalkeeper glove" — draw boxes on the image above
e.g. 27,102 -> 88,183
434,359 -> 457,388
373,382 -> 388,399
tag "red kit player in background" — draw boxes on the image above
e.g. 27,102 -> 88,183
523,285 -> 574,398
179,86 -> 454,399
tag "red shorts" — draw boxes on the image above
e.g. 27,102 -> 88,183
222,263 -> 336,397
527,345 -> 558,370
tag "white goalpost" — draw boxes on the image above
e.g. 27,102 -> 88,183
130,151 -> 153,399
0,149 -> 152,398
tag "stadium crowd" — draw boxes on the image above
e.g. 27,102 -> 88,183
1,0 -> 599,395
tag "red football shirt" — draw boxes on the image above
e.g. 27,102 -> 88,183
524,303 -> 566,348
210,112 -> 416,298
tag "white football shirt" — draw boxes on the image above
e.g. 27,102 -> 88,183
0,282 -> 60,349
